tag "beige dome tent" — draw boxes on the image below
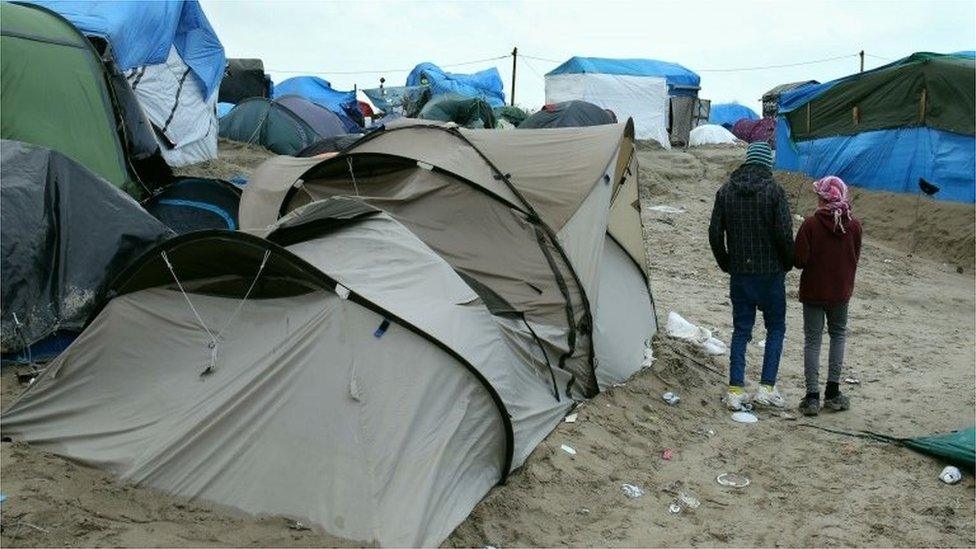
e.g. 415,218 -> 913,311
2,121 -> 657,546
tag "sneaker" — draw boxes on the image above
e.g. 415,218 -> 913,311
823,392 -> 850,412
753,384 -> 787,408
723,386 -> 750,411
799,395 -> 821,416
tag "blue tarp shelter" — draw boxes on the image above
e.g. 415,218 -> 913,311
28,0 -> 225,100
546,57 -> 700,96
776,52 -> 975,203
273,76 -> 361,132
406,62 -> 505,107
709,102 -> 759,129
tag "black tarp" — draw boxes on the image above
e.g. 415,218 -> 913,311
0,140 -> 173,352
418,94 -> 496,129
519,101 -> 617,129
219,58 -> 272,104
145,177 -> 242,233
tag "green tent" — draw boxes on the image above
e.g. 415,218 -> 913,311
418,94 -> 497,129
1,2 -> 141,197
787,52 -> 976,141
905,428 -> 976,470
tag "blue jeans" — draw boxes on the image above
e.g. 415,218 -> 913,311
728,272 -> 786,387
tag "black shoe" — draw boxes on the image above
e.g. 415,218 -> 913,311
799,395 -> 821,416
823,392 -> 850,412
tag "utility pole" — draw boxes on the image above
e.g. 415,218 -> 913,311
859,50 -> 865,72
510,47 -> 518,106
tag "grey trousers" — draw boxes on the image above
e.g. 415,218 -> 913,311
803,302 -> 849,394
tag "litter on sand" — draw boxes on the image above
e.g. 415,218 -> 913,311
731,411 -> 758,424
716,473 -> 751,488
648,205 -> 686,214
940,466 -> 962,484
666,312 -> 727,356
668,491 -> 700,514
620,484 -> 645,499
662,448 -> 673,460
289,521 -> 311,531
662,391 -> 680,405
844,377 -> 861,384
560,444 -> 577,456
564,413 -> 579,423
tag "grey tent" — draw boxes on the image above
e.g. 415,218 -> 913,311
0,140 -> 172,352
417,94 -> 496,128
219,95 -> 346,155
519,100 -> 617,129
218,58 -> 272,103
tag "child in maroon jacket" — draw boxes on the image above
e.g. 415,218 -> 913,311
794,176 -> 862,416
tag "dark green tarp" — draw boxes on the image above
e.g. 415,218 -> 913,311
904,428 -> 976,470
418,94 -> 497,129
0,2 -> 141,197
494,105 -> 529,126
788,52 -> 976,141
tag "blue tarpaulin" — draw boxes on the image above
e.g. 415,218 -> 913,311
273,77 -> 361,132
406,63 -> 505,107
709,103 -> 759,129
775,57 -> 974,203
547,56 -> 700,96
29,0 -> 225,100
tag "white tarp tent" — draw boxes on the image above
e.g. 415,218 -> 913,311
689,124 -> 739,146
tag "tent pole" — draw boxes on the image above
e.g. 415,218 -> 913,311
510,47 -> 517,106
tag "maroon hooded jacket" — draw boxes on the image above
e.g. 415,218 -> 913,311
794,210 -> 862,304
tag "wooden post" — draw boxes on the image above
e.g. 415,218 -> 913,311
510,47 -> 518,106
920,88 -> 928,123
859,50 -> 865,72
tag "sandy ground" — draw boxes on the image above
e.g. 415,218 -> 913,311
2,142 -> 974,547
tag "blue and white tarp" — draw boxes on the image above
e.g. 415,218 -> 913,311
273,77 -> 361,132
709,102 -> 759,129
547,57 -> 700,96
406,63 -> 505,107
30,0 -> 225,100
776,82 -> 975,203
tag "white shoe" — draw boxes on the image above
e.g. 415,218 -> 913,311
723,387 -> 750,411
753,384 -> 787,408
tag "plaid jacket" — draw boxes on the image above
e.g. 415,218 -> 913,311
708,164 -> 794,274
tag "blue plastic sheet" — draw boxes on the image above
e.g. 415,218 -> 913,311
547,56 -> 700,95
709,103 -> 759,129
217,102 -> 234,118
29,0 -> 225,100
406,63 -> 505,107
273,77 -> 361,132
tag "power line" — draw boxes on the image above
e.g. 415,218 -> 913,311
266,55 -> 508,76
865,53 -> 895,62
520,53 -> 562,64
697,53 -> 858,72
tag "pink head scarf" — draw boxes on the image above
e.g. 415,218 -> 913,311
813,175 -> 852,233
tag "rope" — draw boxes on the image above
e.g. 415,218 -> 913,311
12,313 -> 32,366
347,156 -> 361,197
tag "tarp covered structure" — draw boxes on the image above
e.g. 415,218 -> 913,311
145,178 -> 241,233
417,94 -> 496,128
762,80 -> 818,117
0,140 -> 172,353
30,0 -> 225,167
406,62 -> 505,107
709,102 -> 759,129
219,58 -> 272,103
776,51 -> 975,202
1,1 -> 169,199
361,85 -> 430,116
689,124 -> 738,146
273,76 -> 363,132
545,58 -> 676,147
519,101 -> 616,129
219,96 -> 347,155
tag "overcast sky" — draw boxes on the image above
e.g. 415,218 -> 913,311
203,0 -> 975,112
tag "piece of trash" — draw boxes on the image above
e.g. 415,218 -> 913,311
779,412 -> 797,421
698,427 -> 715,437
662,448 -> 673,460
883,258 -> 893,264
731,411 -> 758,424
560,444 -> 577,456
289,520 -> 311,531
940,466 -> 962,485
620,483 -> 644,499
678,491 -> 700,509
844,377 -> 861,384
668,501 -> 683,514
648,205 -> 686,214
716,473 -> 751,488
564,413 -> 578,423
576,507 -> 591,515
666,312 -> 727,356
641,347 -> 655,367
662,392 -> 680,406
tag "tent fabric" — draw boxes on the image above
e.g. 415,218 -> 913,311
417,94 -> 497,128
709,102 -> 759,129
0,140 -> 172,352
217,102 -> 234,117
904,428 -> 976,470
28,0 -> 225,99
547,56 -> 700,96
361,85 -> 430,115
296,134 -> 364,158
238,154 -> 331,230
219,58 -> 271,103
273,76 -> 362,132
545,73 -> 670,147
406,62 -> 505,107
519,100 -> 616,129
219,96 -> 346,155
1,1 -> 143,197
761,80 -> 819,117
274,95 -> 348,138
145,177 -> 242,233
494,105 -> 530,126
785,52 -> 975,140
689,124 -> 738,146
